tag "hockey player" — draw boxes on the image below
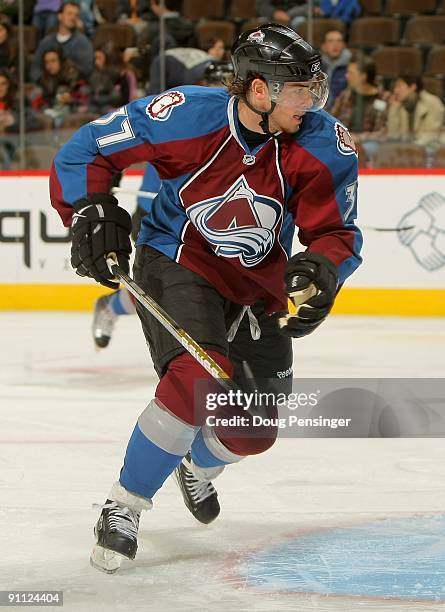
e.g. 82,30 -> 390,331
50,24 -> 362,573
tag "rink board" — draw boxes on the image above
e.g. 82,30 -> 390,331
0,169 -> 444,315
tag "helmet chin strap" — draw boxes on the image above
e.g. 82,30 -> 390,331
241,96 -> 277,136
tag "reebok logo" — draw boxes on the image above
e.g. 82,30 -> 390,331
311,61 -> 321,73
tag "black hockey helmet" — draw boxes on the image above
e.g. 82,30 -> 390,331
231,23 -> 328,134
203,61 -> 234,87
231,23 -> 322,84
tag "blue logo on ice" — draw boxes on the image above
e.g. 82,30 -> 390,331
236,515 -> 445,600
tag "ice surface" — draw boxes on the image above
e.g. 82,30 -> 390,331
1,313 -> 444,611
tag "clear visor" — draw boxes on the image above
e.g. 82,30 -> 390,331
268,72 -> 329,112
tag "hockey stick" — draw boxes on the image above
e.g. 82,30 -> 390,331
278,282 -> 318,329
106,253 -> 235,393
111,187 -> 158,199
363,225 -> 414,232
105,253 -> 314,392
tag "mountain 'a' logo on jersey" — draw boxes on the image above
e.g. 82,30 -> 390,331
146,91 -> 185,121
186,175 -> 282,267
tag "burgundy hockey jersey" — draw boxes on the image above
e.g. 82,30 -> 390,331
50,86 -> 362,313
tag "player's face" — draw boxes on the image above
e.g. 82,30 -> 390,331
246,77 -> 327,134
269,82 -> 313,134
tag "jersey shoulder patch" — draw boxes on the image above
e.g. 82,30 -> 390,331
291,110 -> 358,180
297,110 -> 358,160
146,90 -> 186,122
135,86 -> 230,145
334,121 -> 357,156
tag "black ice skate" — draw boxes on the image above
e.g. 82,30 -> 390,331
90,482 -> 152,574
92,294 -> 118,348
174,453 -> 222,524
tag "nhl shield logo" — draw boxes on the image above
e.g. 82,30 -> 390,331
335,122 -> 357,156
247,30 -> 265,44
146,91 -> 186,122
185,175 -> 282,267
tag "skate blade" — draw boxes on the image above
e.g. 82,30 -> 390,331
90,545 -> 126,574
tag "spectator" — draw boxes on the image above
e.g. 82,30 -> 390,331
320,0 -> 361,24
271,7 -> 291,25
119,47 -> 139,101
148,47 -> 212,93
255,1 -> 321,30
331,55 -> 388,138
118,0 -> 153,38
140,0 -> 195,49
31,48 -> 89,126
89,47 -> 120,114
128,36 -> 152,89
0,67 -> 16,128
148,36 -> 226,93
0,67 -> 17,167
386,75 -> 445,146
32,1 -> 61,41
201,61 -> 233,87
78,0 -> 97,36
118,0 -> 152,23
31,1 -> 94,82
0,14 -> 17,72
321,28 -> 351,110
201,37 -> 225,63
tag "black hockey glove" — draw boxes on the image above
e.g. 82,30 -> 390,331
70,193 -> 132,289
279,252 -> 339,338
